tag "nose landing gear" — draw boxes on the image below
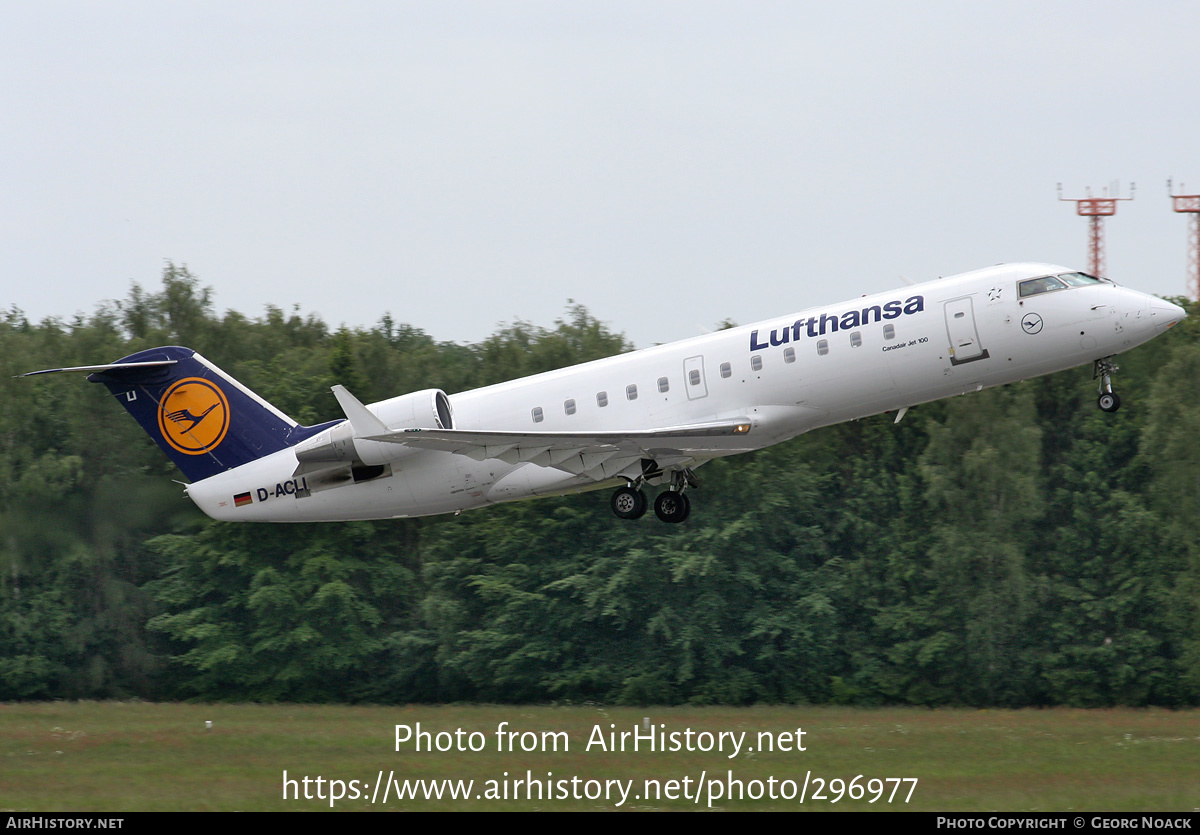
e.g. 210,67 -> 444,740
1094,357 -> 1121,413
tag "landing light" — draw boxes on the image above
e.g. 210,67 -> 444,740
734,423 -> 751,434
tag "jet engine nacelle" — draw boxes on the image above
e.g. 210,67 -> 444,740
371,388 -> 454,432
293,388 -> 453,468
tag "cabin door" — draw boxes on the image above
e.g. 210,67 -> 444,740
944,297 -> 990,365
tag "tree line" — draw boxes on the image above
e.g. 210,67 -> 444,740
1,264 -> 1198,706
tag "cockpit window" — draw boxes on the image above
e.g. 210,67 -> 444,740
1018,275 -> 1068,297
1056,272 -> 1103,287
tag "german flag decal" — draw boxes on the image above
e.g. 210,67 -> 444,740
233,492 -> 253,507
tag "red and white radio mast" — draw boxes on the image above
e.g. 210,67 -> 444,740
1167,179 -> 1200,301
1058,182 -> 1135,278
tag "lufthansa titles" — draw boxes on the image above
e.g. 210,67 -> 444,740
750,295 -> 925,352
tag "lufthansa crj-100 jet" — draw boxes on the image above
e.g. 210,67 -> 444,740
23,263 -> 1186,523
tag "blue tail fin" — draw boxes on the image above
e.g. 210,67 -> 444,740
86,346 -> 334,483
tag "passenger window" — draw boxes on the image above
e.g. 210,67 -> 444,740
657,376 -> 669,393
783,347 -> 795,363
817,339 -> 829,356
720,362 -> 731,378
626,384 -> 638,401
532,407 -> 544,423
564,399 -> 576,415
597,391 -> 608,407
1018,275 -> 1068,297
883,324 -> 895,340
850,331 -> 862,348
688,369 -> 701,386
751,355 -> 763,371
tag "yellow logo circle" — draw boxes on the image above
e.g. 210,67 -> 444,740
157,377 -> 230,455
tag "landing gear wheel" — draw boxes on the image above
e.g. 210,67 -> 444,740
1094,357 -> 1121,414
611,486 -> 647,520
654,490 -> 691,524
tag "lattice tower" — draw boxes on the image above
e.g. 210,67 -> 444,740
1057,183 -> 1135,278
1168,179 -> 1200,301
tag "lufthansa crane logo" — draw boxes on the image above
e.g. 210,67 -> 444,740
1021,313 -> 1044,335
157,377 -> 230,455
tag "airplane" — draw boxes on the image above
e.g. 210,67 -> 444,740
21,263 -> 1186,524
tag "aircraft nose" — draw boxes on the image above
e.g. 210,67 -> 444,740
1149,298 -> 1187,332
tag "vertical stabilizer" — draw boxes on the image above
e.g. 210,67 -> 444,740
85,346 -> 335,482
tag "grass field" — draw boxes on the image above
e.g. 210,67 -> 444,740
1,702 -> 1197,811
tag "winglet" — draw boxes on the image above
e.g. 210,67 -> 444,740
331,385 -> 389,436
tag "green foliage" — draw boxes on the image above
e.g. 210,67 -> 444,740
1,269 -> 1197,705
145,522 -> 412,701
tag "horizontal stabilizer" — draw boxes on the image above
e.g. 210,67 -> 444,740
17,359 -> 177,378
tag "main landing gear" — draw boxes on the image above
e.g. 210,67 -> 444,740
653,490 -> 690,524
610,485 -> 648,520
1094,357 -> 1121,413
610,468 -> 698,523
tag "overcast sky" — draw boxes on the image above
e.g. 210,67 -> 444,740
4,1 -> 1198,349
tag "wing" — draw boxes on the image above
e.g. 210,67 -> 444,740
361,418 -> 754,481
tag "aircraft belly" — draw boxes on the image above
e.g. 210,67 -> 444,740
487,463 -> 587,501
192,472 -> 412,522
187,447 -> 504,521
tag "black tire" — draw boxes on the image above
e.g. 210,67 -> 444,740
1098,392 -> 1121,413
654,490 -> 690,523
611,486 -> 647,519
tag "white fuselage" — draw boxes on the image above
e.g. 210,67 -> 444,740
186,263 -> 1184,521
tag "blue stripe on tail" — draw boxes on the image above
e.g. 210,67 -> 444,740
87,346 -> 336,483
